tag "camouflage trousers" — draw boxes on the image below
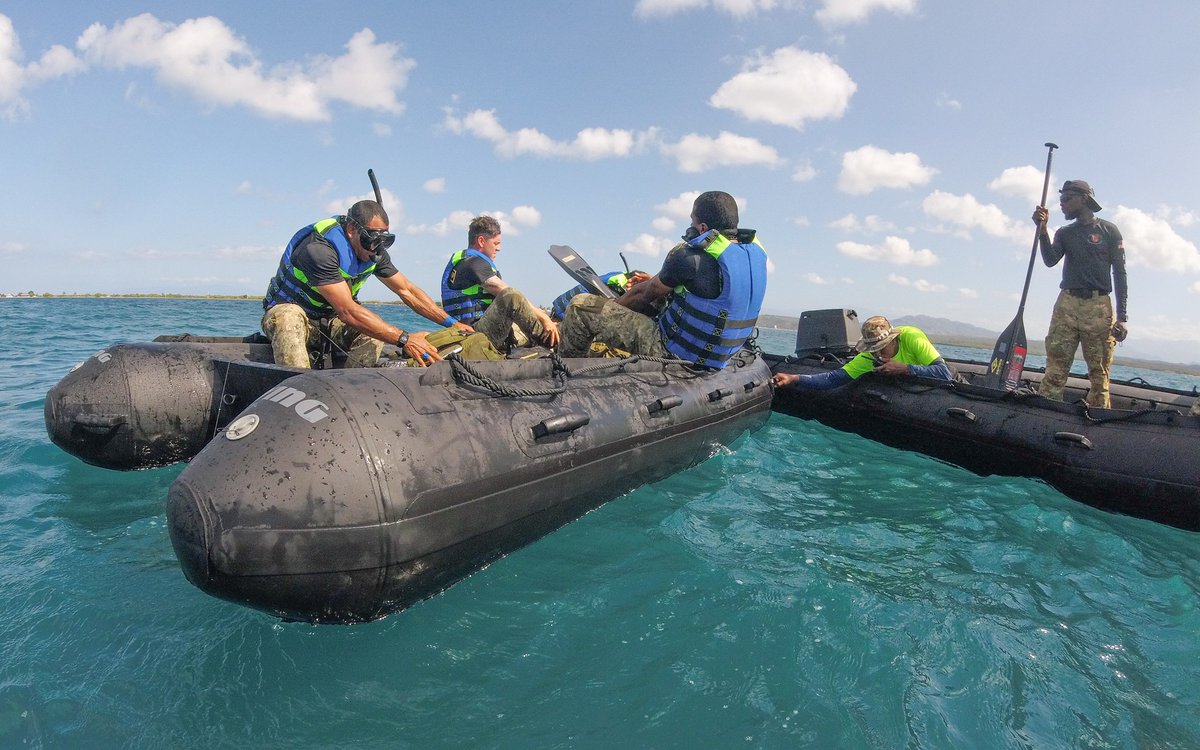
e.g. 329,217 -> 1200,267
261,303 -> 383,369
1039,290 -> 1115,408
557,293 -> 668,358
473,288 -> 554,352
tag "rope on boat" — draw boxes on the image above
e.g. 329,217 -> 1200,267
446,347 -> 744,399
1078,401 -> 1178,424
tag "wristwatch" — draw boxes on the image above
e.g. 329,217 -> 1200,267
396,331 -> 409,349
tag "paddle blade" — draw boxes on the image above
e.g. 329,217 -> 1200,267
548,245 -> 619,299
985,317 -> 1027,390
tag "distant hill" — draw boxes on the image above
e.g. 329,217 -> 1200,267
891,314 -> 996,339
755,312 -> 996,339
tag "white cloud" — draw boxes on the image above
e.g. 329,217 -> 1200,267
837,145 -> 937,194
837,235 -> 938,266
661,131 -> 782,173
422,178 -> 445,194
935,92 -> 961,111
803,272 -> 829,284
1112,205 -> 1200,272
234,180 -> 252,194
792,163 -> 818,182
373,122 -> 392,137
1,240 -> 26,256
656,192 -> 702,221
444,108 -> 656,161
506,205 -> 542,228
922,190 -> 1024,242
709,47 -> 856,130
405,209 -> 475,238
0,14 -> 85,119
622,233 -> 678,258
1190,282 -> 1200,294
815,0 -> 918,27
325,189 -> 404,220
403,206 -> 540,239
1151,204 -> 1198,228
988,165 -> 1053,206
829,213 -> 896,233
634,0 -> 789,19
958,287 -> 979,299
73,15 -> 413,122
212,244 -> 279,260
888,273 -> 946,293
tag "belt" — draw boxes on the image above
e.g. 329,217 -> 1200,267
1064,288 -> 1106,299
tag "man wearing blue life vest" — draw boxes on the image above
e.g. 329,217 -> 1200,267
556,191 -> 767,369
548,270 -> 652,321
770,316 -> 952,390
262,199 -> 470,369
441,215 -> 559,351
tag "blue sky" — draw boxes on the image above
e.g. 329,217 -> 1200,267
3,1 -> 1199,361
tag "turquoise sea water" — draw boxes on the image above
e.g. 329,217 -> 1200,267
2,298 -> 1198,749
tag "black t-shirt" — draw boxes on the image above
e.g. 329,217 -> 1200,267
293,229 -> 399,290
658,242 -> 722,299
446,254 -> 498,291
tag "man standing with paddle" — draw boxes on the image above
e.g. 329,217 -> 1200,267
1032,180 -> 1129,408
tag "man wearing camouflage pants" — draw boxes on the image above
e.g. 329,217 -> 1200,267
1032,180 -> 1128,408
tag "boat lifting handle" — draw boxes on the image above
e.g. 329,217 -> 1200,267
1053,431 -> 1094,450
532,412 -> 590,440
708,388 -> 733,402
946,407 -> 977,422
646,395 -> 683,415
743,379 -> 762,392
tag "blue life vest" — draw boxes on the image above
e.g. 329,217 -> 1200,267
440,249 -> 500,325
262,217 -> 377,318
550,272 -> 629,320
657,230 -> 767,369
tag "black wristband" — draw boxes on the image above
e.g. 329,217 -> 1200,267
396,331 -> 409,348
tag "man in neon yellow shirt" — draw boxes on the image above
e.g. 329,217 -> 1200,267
771,315 -> 951,390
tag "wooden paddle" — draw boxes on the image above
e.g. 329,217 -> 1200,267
548,245 -> 619,299
984,142 -> 1057,390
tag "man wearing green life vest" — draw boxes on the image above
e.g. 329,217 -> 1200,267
262,199 -> 471,368
771,315 -> 953,390
440,215 -> 559,352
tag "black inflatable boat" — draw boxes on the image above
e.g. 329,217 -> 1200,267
768,309 -> 1200,531
45,335 -> 771,622
166,350 -> 771,623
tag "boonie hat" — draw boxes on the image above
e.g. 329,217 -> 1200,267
855,316 -> 901,353
1060,180 -> 1102,212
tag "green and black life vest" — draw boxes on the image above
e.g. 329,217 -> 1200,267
440,249 -> 499,325
262,217 -> 377,319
